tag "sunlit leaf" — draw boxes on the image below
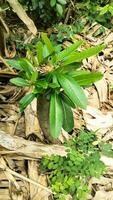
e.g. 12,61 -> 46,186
57,0 -> 66,5
56,3 -> 63,16
61,44 -> 105,66
19,93 -> 35,112
5,59 -> 23,70
10,77 -> 30,87
56,41 -> 83,62
19,58 -> 34,77
41,32 -> 54,55
50,0 -> 56,7
57,74 -> 87,109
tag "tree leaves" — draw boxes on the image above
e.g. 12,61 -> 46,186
50,0 -> 56,7
57,0 -> 66,5
56,3 -> 63,16
57,74 -> 87,109
50,92 -> 63,138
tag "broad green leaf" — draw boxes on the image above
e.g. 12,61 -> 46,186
19,93 -> 35,112
61,99 -> 74,132
5,59 -> 23,70
36,41 -> 44,64
19,58 -> 34,77
56,3 -> 63,16
50,0 -> 56,7
41,32 -> 54,55
61,93 -> 75,108
71,71 -> 103,86
10,77 -> 30,87
57,74 -> 87,109
57,0 -> 66,5
50,93 -> 63,138
61,44 -> 105,66
56,41 -> 83,62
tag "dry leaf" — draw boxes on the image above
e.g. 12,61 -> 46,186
93,191 -> 113,200
83,106 -> 113,135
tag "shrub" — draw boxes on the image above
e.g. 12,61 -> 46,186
8,33 -> 104,138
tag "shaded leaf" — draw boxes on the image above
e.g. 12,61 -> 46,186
36,41 -> 44,64
61,92 -> 75,108
56,62 -> 81,73
71,71 -> 103,86
61,99 -> 74,132
50,92 -> 63,138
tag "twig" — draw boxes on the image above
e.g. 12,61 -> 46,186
64,3 -> 72,24
0,157 -> 52,194
7,0 -> 37,35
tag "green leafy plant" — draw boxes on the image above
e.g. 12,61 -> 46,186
50,23 -> 84,44
50,0 -> 67,16
40,130 -> 106,200
73,0 -> 112,28
19,0 -> 67,26
98,3 -> 113,15
8,33 -> 104,138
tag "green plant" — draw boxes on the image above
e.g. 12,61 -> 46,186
19,0 -> 67,26
98,2 -> 113,15
50,22 -> 84,43
73,0 -> 112,28
8,33 -> 104,138
50,0 -> 67,16
40,130 -> 106,200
